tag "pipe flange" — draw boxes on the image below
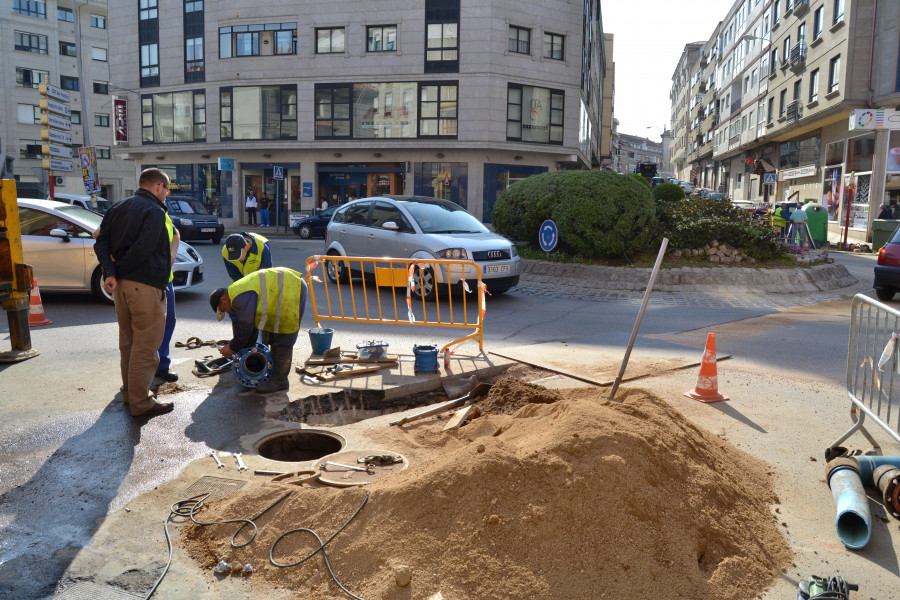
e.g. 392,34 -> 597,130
233,343 -> 274,388
825,457 -> 861,487
873,465 -> 900,519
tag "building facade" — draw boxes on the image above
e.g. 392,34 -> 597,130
2,0 -> 136,200
616,133 -> 662,176
103,0 -> 607,226
670,42 -> 704,183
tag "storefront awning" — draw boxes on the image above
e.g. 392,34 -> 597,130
753,159 -> 776,175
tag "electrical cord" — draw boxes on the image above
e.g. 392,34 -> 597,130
270,491 -> 370,600
808,575 -> 859,600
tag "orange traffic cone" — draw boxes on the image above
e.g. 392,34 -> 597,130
29,278 -> 52,326
684,332 -> 728,403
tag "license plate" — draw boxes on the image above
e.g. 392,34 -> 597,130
200,228 -> 216,233
484,264 -> 510,274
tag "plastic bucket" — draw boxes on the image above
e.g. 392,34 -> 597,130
308,327 -> 334,355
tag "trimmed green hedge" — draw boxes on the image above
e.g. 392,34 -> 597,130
652,182 -> 686,203
660,198 -> 781,259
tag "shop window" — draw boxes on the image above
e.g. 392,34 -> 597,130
507,84 -> 563,144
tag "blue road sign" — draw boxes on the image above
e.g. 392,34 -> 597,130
218,158 -> 235,171
302,182 -> 313,197
273,166 -> 284,180
764,172 -> 776,186
539,220 -> 558,252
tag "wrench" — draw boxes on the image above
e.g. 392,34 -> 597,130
234,453 -> 248,471
319,461 -> 375,474
209,449 -> 224,468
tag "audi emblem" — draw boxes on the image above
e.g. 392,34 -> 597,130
487,250 -> 502,259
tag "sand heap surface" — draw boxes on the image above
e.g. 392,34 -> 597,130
183,380 -> 791,600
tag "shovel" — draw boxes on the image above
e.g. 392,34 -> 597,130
390,382 -> 493,426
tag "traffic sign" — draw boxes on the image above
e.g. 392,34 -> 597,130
39,83 -> 71,103
273,166 -> 284,180
41,113 -> 71,131
764,172 -> 776,186
218,158 -> 234,171
42,158 -> 74,172
539,220 -> 558,252
40,98 -> 71,117
42,129 -> 73,145
42,143 -> 73,159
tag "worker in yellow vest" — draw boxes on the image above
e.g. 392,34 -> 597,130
209,267 -> 308,393
222,232 -> 272,282
772,203 -> 788,238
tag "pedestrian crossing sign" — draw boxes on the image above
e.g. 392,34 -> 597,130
273,166 -> 283,180
764,172 -> 776,186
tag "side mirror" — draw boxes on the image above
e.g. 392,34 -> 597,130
50,228 -> 71,243
382,221 -> 400,231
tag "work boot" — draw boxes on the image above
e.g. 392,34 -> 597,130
256,346 -> 293,394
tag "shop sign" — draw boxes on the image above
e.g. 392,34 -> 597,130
113,98 -> 127,144
849,109 -> 900,131
781,165 -> 816,180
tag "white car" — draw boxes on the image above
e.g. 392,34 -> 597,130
324,195 -> 522,299
17,199 -> 204,303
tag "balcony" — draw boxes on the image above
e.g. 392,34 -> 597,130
786,99 -> 803,122
794,0 -> 810,16
789,42 -> 807,71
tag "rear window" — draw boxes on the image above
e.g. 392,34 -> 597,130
888,224 -> 900,244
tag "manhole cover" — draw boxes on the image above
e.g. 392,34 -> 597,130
52,582 -> 140,600
256,429 -> 344,462
180,475 -> 246,501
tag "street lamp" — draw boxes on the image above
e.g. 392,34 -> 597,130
740,33 -> 770,44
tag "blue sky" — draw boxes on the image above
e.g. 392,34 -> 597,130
602,0 -> 733,141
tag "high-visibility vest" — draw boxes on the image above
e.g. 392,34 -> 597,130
221,232 -> 269,278
165,213 -> 174,283
772,207 -> 786,228
228,267 -> 306,334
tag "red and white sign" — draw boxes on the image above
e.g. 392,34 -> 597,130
781,165 -> 817,180
113,97 -> 127,144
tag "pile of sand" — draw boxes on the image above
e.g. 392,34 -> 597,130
182,381 -> 791,600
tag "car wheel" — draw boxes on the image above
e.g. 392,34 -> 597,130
299,225 -> 312,239
91,267 -> 115,305
876,287 -> 896,301
325,252 -> 349,284
411,266 -> 436,301
211,235 -> 222,245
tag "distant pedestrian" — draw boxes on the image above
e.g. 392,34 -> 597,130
878,204 -> 893,220
790,204 -> 809,247
259,195 -> 271,226
246,189 -> 258,226
320,198 -> 329,213
94,167 -> 174,418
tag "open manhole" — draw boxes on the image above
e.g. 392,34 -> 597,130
279,387 -> 448,426
256,429 -> 345,462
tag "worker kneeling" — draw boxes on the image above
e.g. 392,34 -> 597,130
210,267 -> 308,393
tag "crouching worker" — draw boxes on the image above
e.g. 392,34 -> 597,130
209,267 -> 308,393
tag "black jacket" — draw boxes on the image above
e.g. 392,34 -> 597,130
95,189 -> 170,290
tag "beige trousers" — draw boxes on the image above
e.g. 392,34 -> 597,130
114,280 -> 167,415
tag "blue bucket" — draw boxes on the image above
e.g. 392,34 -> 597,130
413,344 -> 439,373
308,327 -> 334,355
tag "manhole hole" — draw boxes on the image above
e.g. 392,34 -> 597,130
256,429 -> 344,462
279,387 -> 447,426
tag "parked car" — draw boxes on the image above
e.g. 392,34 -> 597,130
292,205 -> 338,238
17,198 -> 204,303
679,181 -> 698,195
50,192 -> 111,214
324,195 -> 522,299
874,224 -> 900,301
166,195 -> 225,244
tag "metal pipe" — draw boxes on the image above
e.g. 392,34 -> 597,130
826,459 -> 872,549
854,455 -> 900,481
233,343 -> 274,388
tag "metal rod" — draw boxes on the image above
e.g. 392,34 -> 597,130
607,238 -> 669,401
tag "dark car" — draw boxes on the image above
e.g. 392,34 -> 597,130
166,196 -> 225,244
292,205 -> 337,238
874,224 -> 900,301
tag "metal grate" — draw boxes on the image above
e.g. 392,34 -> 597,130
179,475 -> 246,501
52,582 -> 141,600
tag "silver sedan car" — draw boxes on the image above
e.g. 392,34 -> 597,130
17,199 -> 204,303
324,195 -> 521,299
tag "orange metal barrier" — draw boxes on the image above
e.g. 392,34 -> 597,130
304,255 -> 486,353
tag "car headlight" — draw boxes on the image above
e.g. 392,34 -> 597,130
436,248 -> 467,260
179,218 -> 193,226
510,244 -> 518,257
217,219 -> 223,225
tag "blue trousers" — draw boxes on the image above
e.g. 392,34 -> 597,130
260,208 -> 270,226
157,282 -> 176,370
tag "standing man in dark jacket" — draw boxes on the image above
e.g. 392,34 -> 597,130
95,168 -> 174,417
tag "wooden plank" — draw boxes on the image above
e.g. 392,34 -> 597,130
311,361 -> 399,381
442,405 -> 480,432
305,354 -> 399,366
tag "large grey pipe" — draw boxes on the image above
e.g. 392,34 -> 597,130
825,458 -> 872,549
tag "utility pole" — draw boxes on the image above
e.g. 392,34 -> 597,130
73,0 -> 97,205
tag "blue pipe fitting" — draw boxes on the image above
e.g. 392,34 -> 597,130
854,455 -> 900,482
825,458 -> 872,550
413,345 -> 440,373
232,343 -> 274,388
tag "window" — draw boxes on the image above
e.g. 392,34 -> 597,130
314,84 -> 351,137
544,32 -> 564,60
770,49 -> 778,74
236,32 -> 258,56
809,69 -> 819,102
15,32 -> 48,54
426,23 -> 458,62
141,43 -> 159,80
19,141 -> 43,160
419,83 -> 458,137
736,173 -> 743,189
793,80 -> 801,100
185,0 -> 203,12
60,75 -> 79,91
813,6 -> 824,38
186,37 -> 204,71
367,25 -> 397,52
779,135 -> 821,169
96,147 -> 111,159
797,22 -> 806,42
91,47 -> 107,62
93,81 -> 109,95
90,15 -> 106,28
751,68 -> 758,87
508,26 -> 530,54
140,0 -> 158,20
142,90 -> 206,143
219,24 -> 297,58
316,28 -> 344,54
507,84 -> 563,144
70,110 -> 81,124
274,29 -> 296,55
220,85 -> 296,140
58,6 -> 73,21
13,0 -> 46,18
833,0 -> 844,24
779,90 -> 787,116
773,0 -> 780,23
828,55 -> 840,92
60,41 -> 76,56
17,104 -> 40,124
783,36 -> 791,65
95,114 -> 110,127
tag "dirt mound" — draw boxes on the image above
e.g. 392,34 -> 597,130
182,385 -> 791,600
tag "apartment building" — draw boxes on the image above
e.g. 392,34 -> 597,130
2,0 -> 136,200
103,0 -> 607,226
672,0 -> 900,245
670,42 -> 704,182
599,32 -> 615,169
616,133 -> 662,176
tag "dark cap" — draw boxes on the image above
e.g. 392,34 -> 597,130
224,234 -> 246,260
209,287 -> 227,321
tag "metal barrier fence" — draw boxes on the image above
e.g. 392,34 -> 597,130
831,294 -> 900,450
304,255 -> 485,353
